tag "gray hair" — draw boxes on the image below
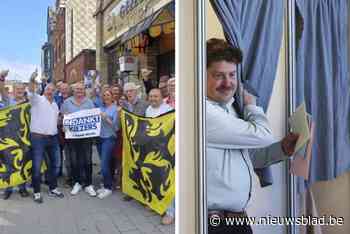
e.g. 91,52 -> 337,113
44,83 -> 56,92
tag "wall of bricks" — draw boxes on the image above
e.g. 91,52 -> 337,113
65,49 -> 96,84
52,7 -> 66,83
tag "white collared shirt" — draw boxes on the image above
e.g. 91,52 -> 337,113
145,103 -> 173,118
29,93 -> 59,135
206,98 -> 276,212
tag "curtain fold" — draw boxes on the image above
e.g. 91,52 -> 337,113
295,0 -> 350,188
209,0 -> 284,110
209,0 -> 285,187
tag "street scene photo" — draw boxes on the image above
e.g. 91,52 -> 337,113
0,0 -> 175,233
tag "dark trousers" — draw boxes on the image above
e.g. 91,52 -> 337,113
31,134 -> 60,193
66,139 -> 93,186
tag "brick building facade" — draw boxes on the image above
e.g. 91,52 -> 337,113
52,7 -> 66,83
65,49 -> 96,84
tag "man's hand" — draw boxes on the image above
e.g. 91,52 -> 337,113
101,112 -> 108,120
0,70 -> 9,94
28,71 -> 38,93
281,132 -> 299,156
243,90 -> 257,106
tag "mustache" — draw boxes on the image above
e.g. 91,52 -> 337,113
216,86 -> 233,92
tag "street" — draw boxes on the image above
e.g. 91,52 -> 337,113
0,149 -> 175,234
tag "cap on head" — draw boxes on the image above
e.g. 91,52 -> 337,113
123,82 -> 140,91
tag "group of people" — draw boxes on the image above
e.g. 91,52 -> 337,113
0,69 -> 175,225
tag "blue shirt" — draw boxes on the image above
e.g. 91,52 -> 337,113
54,92 -> 65,109
99,104 -> 119,138
0,94 -> 10,109
93,94 -> 103,108
61,96 -> 95,114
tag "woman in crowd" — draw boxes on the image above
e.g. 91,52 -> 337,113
96,88 -> 119,199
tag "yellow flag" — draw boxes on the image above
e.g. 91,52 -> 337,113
121,109 -> 175,214
0,103 -> 32,188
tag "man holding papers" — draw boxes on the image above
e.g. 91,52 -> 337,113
206,38 -> 299,234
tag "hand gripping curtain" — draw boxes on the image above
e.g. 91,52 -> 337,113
295,0 -> 350,189
209,0 -> 285,186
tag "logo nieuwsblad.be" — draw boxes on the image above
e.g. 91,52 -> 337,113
223,215 -> 344,226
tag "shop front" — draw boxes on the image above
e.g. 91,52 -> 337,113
101,0 -> 175,93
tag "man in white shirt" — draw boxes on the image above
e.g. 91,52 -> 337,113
145,88 -> 174,225
145,88 -> 173,118
28,79 -> 64,203
206,38 -> 298,234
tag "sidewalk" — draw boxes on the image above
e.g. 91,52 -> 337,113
0,150 -> 175,234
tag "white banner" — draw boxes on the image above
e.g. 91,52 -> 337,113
63,108 -> 101,139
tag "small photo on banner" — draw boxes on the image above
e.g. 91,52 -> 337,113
0,103 -> 33,189
63,108 -> 101,139
120,109 -> 175,215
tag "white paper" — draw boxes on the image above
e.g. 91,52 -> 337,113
63,108 -> 101,139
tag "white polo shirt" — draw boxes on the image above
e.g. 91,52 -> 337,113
145,103 -> 173,118
29,93 -> 59,135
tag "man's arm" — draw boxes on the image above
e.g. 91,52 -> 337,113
250,133 -> 299,168
27,77 -> 41,104
206,101 -> 276,149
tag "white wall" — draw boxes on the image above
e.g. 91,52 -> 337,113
206,2 -> 288,234
177,0 -> 197,233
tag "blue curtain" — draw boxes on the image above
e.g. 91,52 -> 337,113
295,0 -> 350,188
209,0 -> 284,110
209,0 -> 285,186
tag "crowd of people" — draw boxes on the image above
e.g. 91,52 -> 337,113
0,69 -> 176,225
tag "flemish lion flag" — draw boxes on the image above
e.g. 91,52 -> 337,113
121,109 -> 175,214
0,103 -> 32,189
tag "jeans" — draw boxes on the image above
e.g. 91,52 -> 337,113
5,183 -> 26,193
63,146 -> 72,179
166,199 -> 175,218
31,134 -> 60,193
66,139 -> 93,187
97,137 -> 116,190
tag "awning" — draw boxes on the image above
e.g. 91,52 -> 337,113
120,2 -> 175,43
120,10 -> 161,43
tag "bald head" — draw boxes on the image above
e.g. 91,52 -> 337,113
148,88 -> 163,108
44,83 -> 56,101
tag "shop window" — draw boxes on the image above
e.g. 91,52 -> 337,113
157,50 -> 175,81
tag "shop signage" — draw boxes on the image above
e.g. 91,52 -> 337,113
119,56 -> 138,72
103,0 -> 172,46
120,0 -> 145,19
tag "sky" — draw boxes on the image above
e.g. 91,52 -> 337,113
0,0 -> 55,81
